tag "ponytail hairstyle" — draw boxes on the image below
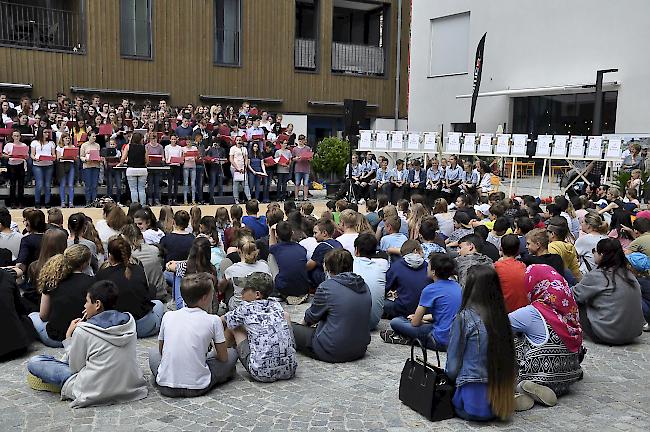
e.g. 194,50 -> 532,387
230,204 -> 243,228
68,212 -> 88,243
462,265 -> 516,420
187,236 -> 217,275
107,236 -> 133,280
582,210 -> 608,235
37,244 -> 92,294
238,236 -> 259,264
190,205 -> 202,234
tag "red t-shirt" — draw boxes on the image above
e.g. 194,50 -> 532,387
494,257 -> 529,313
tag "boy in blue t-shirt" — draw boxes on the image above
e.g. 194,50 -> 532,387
269,221 -> 310,299
241,199 -> 268,239
381,252 -> 462,349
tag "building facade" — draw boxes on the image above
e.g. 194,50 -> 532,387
0,0 -> 409,142
408,0 -> 650,136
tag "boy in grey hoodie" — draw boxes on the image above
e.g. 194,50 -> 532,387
26,281 -> 148,408
455,234 -> 494,289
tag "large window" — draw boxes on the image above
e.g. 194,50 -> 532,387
512,91 -> 618,136
214,0 -> 241,66
120,0 -> 152,58
428,12 -> 470,77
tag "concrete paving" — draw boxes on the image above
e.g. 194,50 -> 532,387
2,301 -> 649,432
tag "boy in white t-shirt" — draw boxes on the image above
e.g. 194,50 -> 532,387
148,273 -> 237,397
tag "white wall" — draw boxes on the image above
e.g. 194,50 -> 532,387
408,0 -> 650,134
372,117 -> 408,131
282,114 -> 308,136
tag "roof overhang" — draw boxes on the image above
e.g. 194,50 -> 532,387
456,81 -> 620,99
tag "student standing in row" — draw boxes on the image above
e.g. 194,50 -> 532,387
79,131 -> 101,206
3,130 -> 28,208
164,134 -> 183,205
30,128 -> 56,208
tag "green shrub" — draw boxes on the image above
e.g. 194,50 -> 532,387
312,137 -> 350,178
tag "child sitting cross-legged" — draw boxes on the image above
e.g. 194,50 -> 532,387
148,273 -> 238,397
26,280 -> 148,408
222,272 -> 297,382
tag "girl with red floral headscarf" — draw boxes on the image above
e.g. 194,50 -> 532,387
508,264 -> 583,411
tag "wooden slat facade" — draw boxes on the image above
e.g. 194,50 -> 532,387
0,0 -> 409,118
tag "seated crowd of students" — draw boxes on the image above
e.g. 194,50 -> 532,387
0,93 -> 312,208
0,182 -> 648,422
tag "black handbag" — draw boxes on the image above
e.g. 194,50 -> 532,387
398,338 -> 455,421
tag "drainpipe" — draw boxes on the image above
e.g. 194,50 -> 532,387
394,0 -> 402,130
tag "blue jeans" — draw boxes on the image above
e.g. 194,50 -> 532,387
106,167 -> 122,201
27,355 -> 73,388
389,316 -> 439,350
208,164 -> 223,201
83,166 -> 100,204
59,164 -> 75,206
136,300 -> 165,338
183,167 -> 196,203
32,164 -> 53,205
28,312 -> 64,348
127,171 -> 147,205
147,171 -> 162,204
195,165 -> 205,202
172,272 -> 185,310
248,172 -> 263,201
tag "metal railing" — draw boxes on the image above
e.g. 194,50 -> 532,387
214,27 -> 240,65
0,1 -> 84,52
295,38 -> 316,70
331,42 -> 384,76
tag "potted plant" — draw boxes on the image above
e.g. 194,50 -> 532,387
312,137 -> 350,196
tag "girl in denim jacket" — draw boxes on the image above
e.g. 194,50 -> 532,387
445,265 -> 516,421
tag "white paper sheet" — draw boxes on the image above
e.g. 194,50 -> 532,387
512,134 -> 528,156
462,134 -> 476,154
359,130 -> 372,149
605,137 -> 622,159
446,132 -> 461,153
552,135 -> 568,157
535,135 -> 552,157
407,133 -> 420,150
375,131 -> 388,149
495,134 -> 510,155
391,131 -> 404,150
586,136 -> 603,159
569,136 -> 585,158
478,134 -> 493,154
424,133 -> 437,150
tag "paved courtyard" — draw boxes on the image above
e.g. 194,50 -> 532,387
1,301 -> 649,432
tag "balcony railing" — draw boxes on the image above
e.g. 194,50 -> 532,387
295,38 -> 316,70
0,1 -> 84,52
331,42 -> 384,76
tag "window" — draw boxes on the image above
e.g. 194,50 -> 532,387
214,0 -> 241,66
120,0 -> 152,58
429,12 -> 470,77
512,92 -> 618,136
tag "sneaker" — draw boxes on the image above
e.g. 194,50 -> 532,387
514,393 -> 534,411
27,373 -> 61,393
379,329 -> 411,345
644,323 -> 650,332
286,294 -> 309,305
517,380 -> 557,407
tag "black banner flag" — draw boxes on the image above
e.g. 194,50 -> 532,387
470,32 -> 487,125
